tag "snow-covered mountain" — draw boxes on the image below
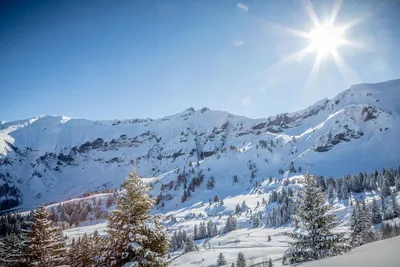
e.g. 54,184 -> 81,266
1,79 -> 400,212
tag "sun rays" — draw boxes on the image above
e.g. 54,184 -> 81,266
268,0 -> 367,87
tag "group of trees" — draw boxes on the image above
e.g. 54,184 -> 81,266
0,205 -> 66,267
48,196 -> 112,230
266,188 -> 295,227
0,212 -> 27,237
314,168 -> 400,201
267,168 -> 400,228
0,177 -> 22,211
0,170 -> 169,267
283,173 -> 351,265
169,229 -> 196,253
217,252 -> 274,267
350,201 -> 376,247
193,220 -> 218,240
283,170 -> 400,265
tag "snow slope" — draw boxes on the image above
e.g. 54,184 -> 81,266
301,236 -> 400,267
1,79 -> 400,211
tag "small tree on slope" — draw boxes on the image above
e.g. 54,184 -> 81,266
105,170 -> 168,267
217,252 -> 227,266
236,252 -> 246,267
283,174 -> 351,265
28,204 -> 66,267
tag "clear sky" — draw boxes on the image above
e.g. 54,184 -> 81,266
1,0 -> 399,121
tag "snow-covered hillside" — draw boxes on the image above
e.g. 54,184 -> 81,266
301,235 -> 400,267
1,79 -> 400,211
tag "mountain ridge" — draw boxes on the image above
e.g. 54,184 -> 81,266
1,79 -> 400,212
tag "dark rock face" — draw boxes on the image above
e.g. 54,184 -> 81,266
315,126 -> 364,152
57,153 -> 74,164
362,106 -> 379,121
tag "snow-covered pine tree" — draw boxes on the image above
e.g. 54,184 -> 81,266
211,223 -> 218,237
28,205 -> 66,267
223,214 -> 237,233
199,222 -> 207,239
391,193 -> 400,217
105,170 -> 168,267
235,204 -> 241,214
193,224 -> 198,240
381,177 -> 391,197
236,252 -> 246,267
350,201 -> 375,247
371,199 -> 382,224
0,234 -> 29,267
282,173 -> 351,265
69,233 -> 104,267
341,181 -> 349,201
217,252 -> 227,266
268,258 -> 273,267
395,174 -> 400,192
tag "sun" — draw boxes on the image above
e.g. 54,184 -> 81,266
262,0 -> 367,87
308,24 -> 344,57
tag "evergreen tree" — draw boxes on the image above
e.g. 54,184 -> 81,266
341,181 -> 349,201
371,199 -> 382,224
235,204 -> 241,214
350,202 -> 375,247
236,252 -> 246,267
69,233 -> 104,267
283,174 -> 350,265
224,215 -> 237,233
395,174 -> 400,192
391,194 -> 400,218
105,170 -> 168,267
193,224 -> 198,240
268,258 -> 273,267
217,252 -> 227,266
28,205 -> 65,267
199,222 -> 207,239
0,234 -> 30,266
381,178 -> 391,198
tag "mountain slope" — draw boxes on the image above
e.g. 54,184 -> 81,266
1,79 -> 400,211
301,236 -> 400,267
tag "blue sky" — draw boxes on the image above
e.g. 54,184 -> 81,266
1,0 -> 399,121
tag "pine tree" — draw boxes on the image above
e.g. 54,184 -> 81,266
391,194 -> 400,217
283,174 -> 351,265
105,170 -> 168,267
268,258 -> 273,267
194,224 -> 198,240
395,174 -> 400,192
341,181 -> 349,201
224,214 -> 237,233
28,205 -> 65,267
235,204 -> 241,214
371,199 -> 382,224
69,233 -> 104,267
381,178 -> 391,197
350,202 -> 375,247
217,252 -> 227,266
236,252 -> 246,267
199,222 -> 207,239
0,234 -> 30,267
